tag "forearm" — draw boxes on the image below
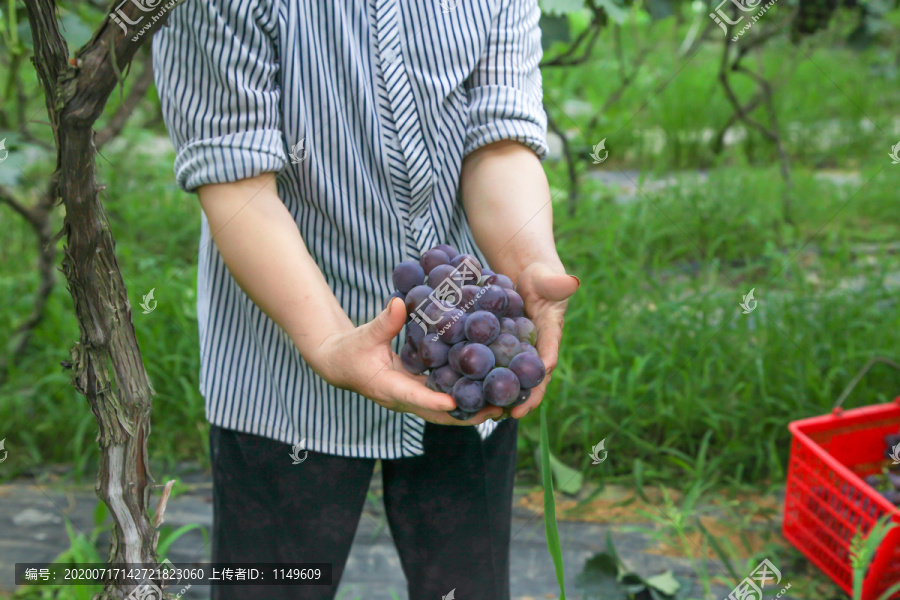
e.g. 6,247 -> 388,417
460,140 -> 566,281
197,174 -> 354,373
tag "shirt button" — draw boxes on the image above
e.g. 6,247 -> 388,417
411,216 -> 426,231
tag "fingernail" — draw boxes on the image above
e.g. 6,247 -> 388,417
569,275 -> 581,288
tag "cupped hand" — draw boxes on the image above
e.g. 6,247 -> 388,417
508,262 -> 579,419
311,297 -> 503,426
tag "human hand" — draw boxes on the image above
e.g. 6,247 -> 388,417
310,297 -> 504,426
508,263 -> 579,419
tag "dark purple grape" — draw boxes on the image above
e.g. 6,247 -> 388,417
458,285 -> 481,312
499,317 -> 517,337
514,316 -> 537,345
432,365 -> 462,393
448,341 -> 467,373
435,308 -> 467,344
489,333 -> 522,368
509,352 -> 546,388
474,285 -> 510,318
434,244 -> 458,260
400,341 -> 427,374
449,407 -> 477,421
465,310 -> 500,345
485,273 -> 514,289
427,263 -> 457,289
517,342 -> 538,356
405,285 -> 433,317
483,368 -> 521,407
504,289 -> 524,318
425,371 -> 441,392
392,261 -> 425,294
450,253 -> 482,272
406,321 -> 426,350
449,254 -> 482,285
419,337 -> 450,369
441,254 -> 480,286
479,268 -> 495,283
452,377 -> 486,411
457,343 -> 495,380
888,472 -> 900,491
420,248 -> 450,275
510,387 -> 531,408
881,490 -> 900,505
423,298 -> 454,332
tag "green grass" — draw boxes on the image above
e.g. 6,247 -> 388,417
518,164 -> 900,487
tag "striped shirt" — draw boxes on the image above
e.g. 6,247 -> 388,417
151,0 -> 550,458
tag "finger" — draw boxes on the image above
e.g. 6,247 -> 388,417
533,271 -> 580,302
510,379 -> 548,419
374,369 -> 456,412
411,405 -> 502,426
361,297 -> 408,347
532,310 -> 563,374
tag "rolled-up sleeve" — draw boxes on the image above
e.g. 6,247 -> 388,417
463,0 -> 549,161
152,0 -> 286,193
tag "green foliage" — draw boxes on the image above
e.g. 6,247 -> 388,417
541,402 -> 568,600
12,494 -> 206,600
850,515 -> 900,600
1,0 -> 898,501
518,165 -> 900,487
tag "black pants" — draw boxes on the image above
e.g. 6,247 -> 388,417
208,418 -> 518,600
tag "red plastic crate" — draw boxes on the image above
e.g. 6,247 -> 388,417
783,397 -> 900,599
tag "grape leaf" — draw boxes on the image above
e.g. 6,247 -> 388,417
534,442 -> 584,495
540,13 -> 572,51
646,0 -> 675,20
645,571 -> 681,596
574,551 -> 628,600
595,0 -> 629,23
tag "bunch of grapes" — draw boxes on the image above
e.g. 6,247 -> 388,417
390,244 -> 545,421
862,428 -> 900,506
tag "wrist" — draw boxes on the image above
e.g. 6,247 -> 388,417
288,317 -> 355,380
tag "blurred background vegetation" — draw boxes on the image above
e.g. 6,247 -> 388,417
1,0 -> 900,497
